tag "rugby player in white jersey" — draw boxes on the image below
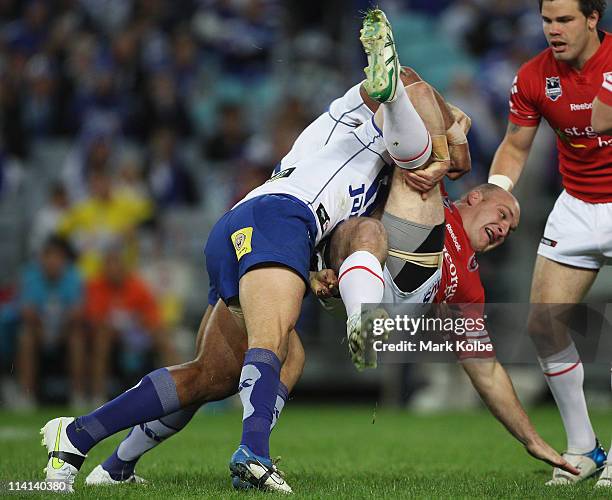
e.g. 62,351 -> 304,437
39,9 -> 454,493
81,8 -> 576,491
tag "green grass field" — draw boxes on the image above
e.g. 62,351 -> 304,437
0,405 -> 610,499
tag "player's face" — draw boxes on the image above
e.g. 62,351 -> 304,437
541,0 -> 598,64
464,190 -> 520,253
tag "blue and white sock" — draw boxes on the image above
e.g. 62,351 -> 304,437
271,382 -> 288,430
100,381 -> 290,478
101,405 -> 199,480
239,348 -> 281,458
66,368 -> 181,455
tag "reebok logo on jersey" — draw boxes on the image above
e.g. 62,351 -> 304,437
446,223 -> 461,252
570,102 -> 592,111
545,76 -> 562,101
231,227 -> 253,260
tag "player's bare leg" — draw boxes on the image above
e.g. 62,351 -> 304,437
334,8 -> 441,371
225,266 -> 304,493
39,265 -> 302,493
528,255 -> 605,484
87,299 -> 305,486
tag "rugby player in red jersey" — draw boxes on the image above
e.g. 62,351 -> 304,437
487,0 -> 611,486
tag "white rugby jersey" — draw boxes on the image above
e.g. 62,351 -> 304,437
275,82 -> 441,306
236,118 -> 392,245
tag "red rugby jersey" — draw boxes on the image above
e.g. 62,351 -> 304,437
508,32 -> 612,203
436,197 -> 491,359
436,198 -> 484,305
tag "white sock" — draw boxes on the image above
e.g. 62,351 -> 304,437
538,343 -> 596,454
338,251 -> 385,318
381,87 -> 431,170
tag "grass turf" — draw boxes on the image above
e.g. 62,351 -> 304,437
0,405 -> 610,499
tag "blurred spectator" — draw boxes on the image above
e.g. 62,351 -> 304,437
58,168 -> 153,278
2,0 -> 49,56
202,101 -> 249,162
22,54 -> 60,138
269,96 -> 310,163
146,126 -> 199,208
78,0 -> 134,35
61,118 -> 119,202
85,244 -> 178,401
29,182 -> 70,254
193,0 -> 281,80
0,63 -> 28,158
171,29 -> 200,99
0,143 -> 24,200
134,70 -> 192,141
114,148 -> 149,202
16,236 -> 85,409
69,56 -> 130,137
140,232 -> 193,336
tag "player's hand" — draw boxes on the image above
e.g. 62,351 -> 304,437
447,143 -> 471,180
446,103 -> 472,135
525,439 -> 580,476
402,160 -> 450,199
309,269 -> 339,299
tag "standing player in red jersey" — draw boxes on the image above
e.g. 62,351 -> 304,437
487,0 -> 612,486
592,71 -> 612,132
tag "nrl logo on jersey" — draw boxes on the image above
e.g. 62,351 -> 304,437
545,76 -> 562,101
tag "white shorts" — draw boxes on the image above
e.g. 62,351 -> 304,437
537,190 -> 612,269
381,265 -> 440,306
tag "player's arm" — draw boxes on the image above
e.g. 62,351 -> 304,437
591,74 -> 612,134
488,122 -> 538,191
461,359 -> 579,475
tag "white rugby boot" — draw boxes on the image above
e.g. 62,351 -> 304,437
85,464 -> 147,485
595,458 -> 612,488
347,307 -> 389,370
229,445 -> 292,494
546,440 -> 607,485
40,417 -> 86,493
360,8 -> 400,103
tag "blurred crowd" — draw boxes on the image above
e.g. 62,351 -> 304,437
0,0 -> 610,409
